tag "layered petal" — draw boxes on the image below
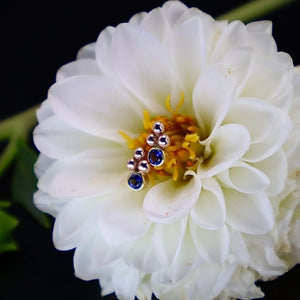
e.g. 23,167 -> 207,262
48,75 -> 144,142
95,26 -> 116,78
53,196 -> 98,250
97,189 -> 150,246
191,177 -> 225,230
33,115 -> 104,159
37,148 -> 129,198
143,174 -> 201,223
198,124 -> 250,178
190,222 -> 229,263
153,218 -> 187,266
77,42 -> 96,60
217,161 -> 270,194
111,23 -> 174,114
192,64 -> 238,139
224,189 -> 274,234
56,59 -> 102,82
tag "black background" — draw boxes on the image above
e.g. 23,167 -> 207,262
0,0 -> 299,299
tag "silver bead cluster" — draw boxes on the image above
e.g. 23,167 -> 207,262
146,122 -> 170,149
127,147 -> 150,174
127,122 -> 170,191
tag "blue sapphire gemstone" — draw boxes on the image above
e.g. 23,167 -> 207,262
128,172 -> 144,191
148,148 -> 165,167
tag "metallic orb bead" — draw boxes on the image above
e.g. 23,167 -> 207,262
128,172 -> 144,191
148,147 -> 165,167
127,158 -> 135,171
152,121 -> 165,135
146,134 -> 155,146
134,147 -> 145,160
138,160 -> 150,173
158,135 -> 170,148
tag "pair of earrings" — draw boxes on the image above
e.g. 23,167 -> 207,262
127,121 -> 170,191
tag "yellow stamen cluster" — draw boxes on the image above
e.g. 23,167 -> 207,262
120,95 -> 202,183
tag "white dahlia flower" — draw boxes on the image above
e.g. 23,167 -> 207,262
33,1 -> 300,299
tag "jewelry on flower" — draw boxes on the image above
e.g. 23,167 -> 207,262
127,147 -> 150,191
147,121 -> 170,167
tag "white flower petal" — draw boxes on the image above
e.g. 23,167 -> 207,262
226,267 -> 264,299
112,260 -> 140,300
209,20 -> 247,62
95,26 -> 117,78
97,190 -> 150,246
125,226 -> 162,273
171,16 -> 206,97
217,161 -> 270,194
38,148 -> 129,198
243,109 -> 292,162
162,0 -> 188,28
33,115 -> 104,159
76,42 -> 96,60
53,196 -> 97,250
229,230 -> 249,267
33,190 -> 66,218
74,231 -> 125,280
152,229 -> 201,287
252,150 -> 287,197
56,59 -> 102,82
190,221 -> 229,263
36,99 -> 54,123
246,20 -> 272,34
248,247 -> 287,278
220,46 -> 254,96
188,262 -> 237,300
225,97 -> 281,144
243,52 -> 293,100
140,7 -> 169,43
143,175 -> 201,224
34,154 -> 54,179
48,75 -> 143,142
112,23 -> 174,114
198,124 -> 250,178
153,218 -> 187,266
224,189 -> 275,234
191,177 -> 225,230
192,64 -> 238,139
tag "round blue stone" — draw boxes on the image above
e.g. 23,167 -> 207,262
128,172 -> 144,191
148,148 -> 164,167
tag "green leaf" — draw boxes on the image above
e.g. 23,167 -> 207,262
0,202 -> 18,254
11,140 -> 50,228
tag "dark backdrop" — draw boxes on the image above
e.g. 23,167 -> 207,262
0,0 -> 299,299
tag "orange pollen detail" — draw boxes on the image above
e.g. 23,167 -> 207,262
120,94 -> 203,182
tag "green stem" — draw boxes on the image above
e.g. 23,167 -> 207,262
0,105 -> 39,176
0,137 -> 19,176
217,0 -> 298,22
0,105 -> 38,140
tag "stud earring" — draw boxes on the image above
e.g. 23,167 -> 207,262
127,147 -> 150,191
147,122 -> 170,167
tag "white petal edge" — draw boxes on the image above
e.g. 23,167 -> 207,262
192,64 -> 238,140
143,174 -> 201,224
112,23 -> 174,115
97,189 -> 151,247
217,161 -> 270,194
198,124 -> 250,178
224,189 -> 275,235
191,177 -> 226,230
48,75 -> 144,142
190,222 -> 229,263
76,42 -> 96,60
56,59 -> 102,82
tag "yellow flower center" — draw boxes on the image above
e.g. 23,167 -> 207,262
120,94 -> 203,185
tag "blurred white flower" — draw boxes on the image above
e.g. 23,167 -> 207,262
33,1 -> 300,299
